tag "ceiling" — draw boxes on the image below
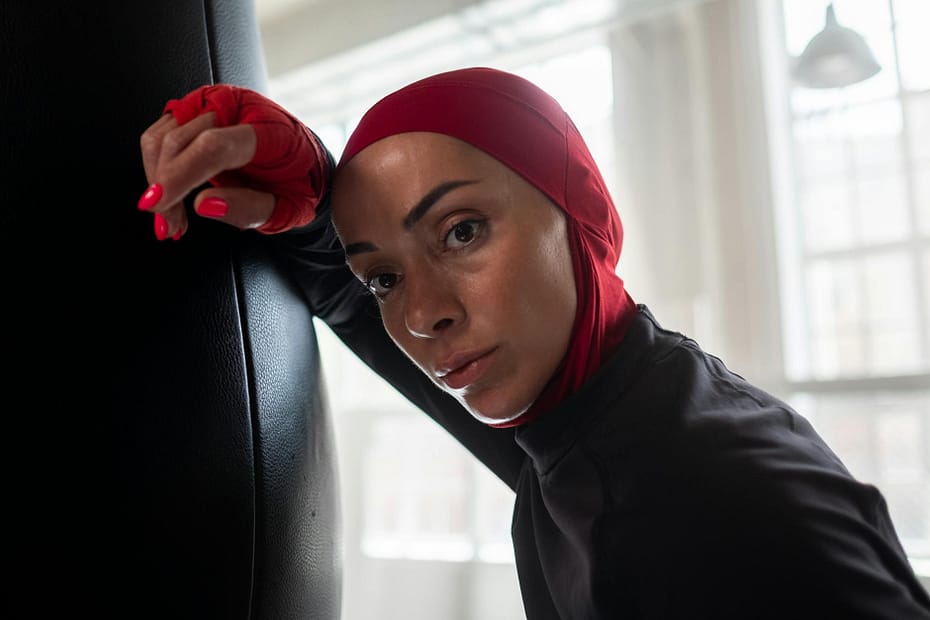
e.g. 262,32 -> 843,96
253,0 -> 702,78
255,0 -> 324,23
255,0 -> 490,75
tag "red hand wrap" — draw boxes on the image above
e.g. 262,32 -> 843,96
164,84 -> 330,233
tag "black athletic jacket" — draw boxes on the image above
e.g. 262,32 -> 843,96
266,193 -> 930,619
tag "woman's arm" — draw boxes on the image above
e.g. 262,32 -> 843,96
138,83 -> 526,490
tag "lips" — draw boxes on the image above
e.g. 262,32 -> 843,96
436,347 -> 498,390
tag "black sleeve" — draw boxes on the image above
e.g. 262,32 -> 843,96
592,429 -> 930,619
705,438 -> 930,619
259,186 -> 526,491
687,430 -> 927,618
588,339 -> 930,619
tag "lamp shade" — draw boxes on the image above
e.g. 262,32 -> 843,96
793,3 -> 881,89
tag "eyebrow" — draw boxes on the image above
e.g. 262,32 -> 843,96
343,179 -> 478,257
344,241 -> 378,257
403,179 -> 478,230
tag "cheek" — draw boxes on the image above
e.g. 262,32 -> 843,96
474,241 -> 575,348
377,304 -> 406,348
510,227 -> 575,314
548,240 -> 577,320
513,230 -> 577,349
377,303 -> 431,370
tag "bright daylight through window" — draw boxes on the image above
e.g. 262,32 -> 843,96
774,0 -> 929,567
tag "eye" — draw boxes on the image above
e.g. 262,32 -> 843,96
444,220 -> 483,250
365,272 -> 401,298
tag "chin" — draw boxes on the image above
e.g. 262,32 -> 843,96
457,391 -> 534,426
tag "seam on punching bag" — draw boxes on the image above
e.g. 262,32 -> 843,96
233,247 -> 261,620
203,0 -> 220,84
203,3 -> 257,615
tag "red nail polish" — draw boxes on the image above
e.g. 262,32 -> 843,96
138,183 -> 163,211
197,197 -> 229,218
154,213 -> 169,241
172,226 -> 183,241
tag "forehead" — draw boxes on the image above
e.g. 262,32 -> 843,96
330,132 -> 507,226
338,132 -> 497,181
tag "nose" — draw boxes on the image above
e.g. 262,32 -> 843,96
403,272 -> 462,339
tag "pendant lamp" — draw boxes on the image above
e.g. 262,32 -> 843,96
793,3 -> 881,89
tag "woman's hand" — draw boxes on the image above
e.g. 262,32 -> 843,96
138,109 -> 266,239
137,84 -> 330,240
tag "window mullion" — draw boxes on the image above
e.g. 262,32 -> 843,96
888,0 -> 930,367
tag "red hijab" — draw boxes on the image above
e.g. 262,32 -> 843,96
338,67 -> 637,427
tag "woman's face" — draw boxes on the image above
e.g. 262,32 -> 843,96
331,132 -> 576,425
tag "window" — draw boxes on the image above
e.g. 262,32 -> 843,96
777,0 -> 929,381
773,0 -> 929,563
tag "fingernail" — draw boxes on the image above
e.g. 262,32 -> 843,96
196,197 -> 229,218
138,183 -> 163,211
172,226 -> 183,241
154,213 -> 169,241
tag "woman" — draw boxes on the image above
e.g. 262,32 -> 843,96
137,67 -> 930,618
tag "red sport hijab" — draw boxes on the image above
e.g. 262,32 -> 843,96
337,67 -> 638,428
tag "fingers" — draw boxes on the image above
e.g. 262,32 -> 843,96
153,210 -> 188,241
139,113 -> 176,184
193,186 -> 276,231
155,114 -> 239,210
136,84 -> 327,242
137,114 -> 258,240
